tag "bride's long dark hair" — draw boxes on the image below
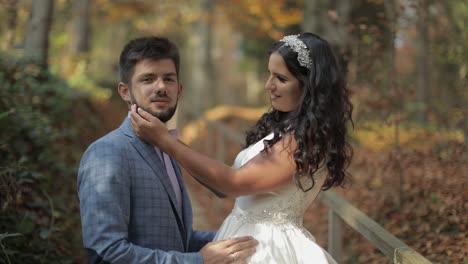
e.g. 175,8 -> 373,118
245,32 -> 353,191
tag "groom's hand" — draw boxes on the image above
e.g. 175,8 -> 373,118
200,236 -> 258,264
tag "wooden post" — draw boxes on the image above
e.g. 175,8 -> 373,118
328,209 -> 343,262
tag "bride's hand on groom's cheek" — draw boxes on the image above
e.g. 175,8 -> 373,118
200,236 -> 258,264
130,104 -> 168,145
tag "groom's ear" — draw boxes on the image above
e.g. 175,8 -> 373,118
118,82 -> 131,105
177,82 -> 183,99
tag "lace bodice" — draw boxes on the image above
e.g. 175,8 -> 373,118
215,133 -> 337,263
230,133 -> 325,229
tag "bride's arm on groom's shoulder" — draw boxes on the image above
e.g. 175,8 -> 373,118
131,106 -> 297,198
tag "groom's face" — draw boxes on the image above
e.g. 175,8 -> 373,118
119,58 -> 183,123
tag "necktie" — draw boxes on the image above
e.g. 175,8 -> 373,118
162,151 -> 182,210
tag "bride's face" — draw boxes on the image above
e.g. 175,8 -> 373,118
264,52 -> 302,112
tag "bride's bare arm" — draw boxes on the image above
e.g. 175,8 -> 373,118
130,105 -> 296,197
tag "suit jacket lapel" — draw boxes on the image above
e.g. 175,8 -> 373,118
132,139 -> 179,202
120,118 -> 185,229
169,149 -> 190,248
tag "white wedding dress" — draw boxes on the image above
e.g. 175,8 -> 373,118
214,133 -> 337,264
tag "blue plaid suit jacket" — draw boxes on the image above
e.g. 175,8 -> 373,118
78,118 -> 215,263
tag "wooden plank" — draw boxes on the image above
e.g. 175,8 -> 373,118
394,248 -> 432,264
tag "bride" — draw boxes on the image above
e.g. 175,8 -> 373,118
131,32 -> 353,264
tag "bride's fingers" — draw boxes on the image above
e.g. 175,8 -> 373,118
130,105 -> 152,125
230,247 -> 256,263
130,108 -> 139,128
130,115 -> 137,129
136,107 -> 155,122
130,105 -> 145,124
208,238 -> 235,247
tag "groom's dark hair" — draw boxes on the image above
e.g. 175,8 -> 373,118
119,36 -> 180,85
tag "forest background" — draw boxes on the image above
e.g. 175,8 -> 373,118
0,0 -> 466,263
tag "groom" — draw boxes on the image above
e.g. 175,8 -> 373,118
77,36 -> 257,263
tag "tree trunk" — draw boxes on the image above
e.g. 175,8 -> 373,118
187,0 -> 215,113
24,0 -> 54,68
416,0 -> 430,123
385,0 -> 397,93
71,0 -> 91,55
202,0 -> 215,109
440,2 -> 467,147
464,106 -> 468,149
2,0 -> 19,50
301,0 -> 351,71
385,0 -> 405,208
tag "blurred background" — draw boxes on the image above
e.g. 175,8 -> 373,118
0,0 -> 466,263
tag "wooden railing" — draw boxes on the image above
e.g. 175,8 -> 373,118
179,111 -> 432,264
322,191 -> 431,263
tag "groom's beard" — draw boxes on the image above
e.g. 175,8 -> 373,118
129,92 -> 178,123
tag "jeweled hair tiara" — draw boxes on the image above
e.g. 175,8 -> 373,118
279,34 -> 312,70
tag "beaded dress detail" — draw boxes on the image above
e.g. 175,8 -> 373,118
214,133 -> 337,264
